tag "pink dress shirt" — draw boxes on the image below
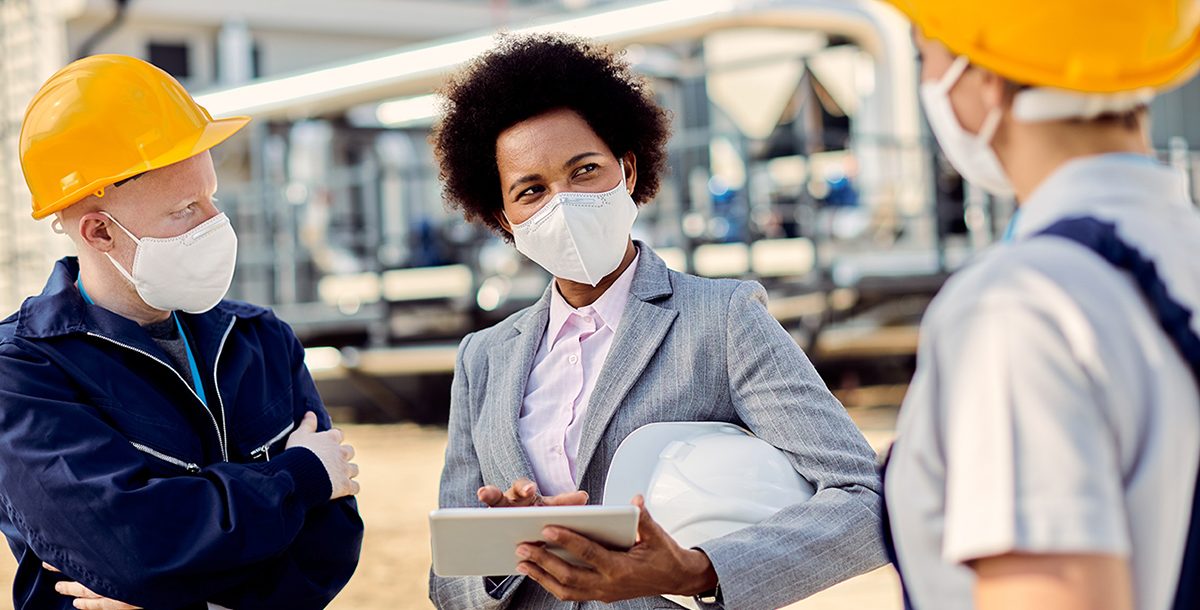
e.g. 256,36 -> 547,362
518,254 -> 640,496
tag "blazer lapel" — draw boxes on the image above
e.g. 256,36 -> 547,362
482,289 -> 550,487
574,243 -> 677,485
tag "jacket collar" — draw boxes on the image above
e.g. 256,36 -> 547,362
545,252 -> 641,350
1014,153 -> 1192,239
627,241 -> 674,302
488,241 -> 677,487
513,241 -> 673,335
15,258 -> 269,354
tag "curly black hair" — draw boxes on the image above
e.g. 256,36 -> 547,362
432,32 -> 672,240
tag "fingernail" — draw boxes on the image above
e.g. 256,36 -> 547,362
543,528 -> 559,541
517,565 -> 529,575
516,546 -> 530,559
54,583 -> 65,594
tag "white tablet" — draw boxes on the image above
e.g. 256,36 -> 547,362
429,505 -> 640,577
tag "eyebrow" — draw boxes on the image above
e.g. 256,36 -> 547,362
563,151 -> 603,169
505,151 -> 605,195
169,187 -> 219,210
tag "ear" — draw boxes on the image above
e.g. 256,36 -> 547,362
621,152 -> 638,197
980,68 -> 1009,114
78,212 -> 118,253
493,208 -> 514,236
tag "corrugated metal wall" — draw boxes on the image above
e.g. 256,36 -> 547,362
1152,78 -> 1200,148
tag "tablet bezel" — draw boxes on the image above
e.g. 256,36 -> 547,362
430,505 -> 641,577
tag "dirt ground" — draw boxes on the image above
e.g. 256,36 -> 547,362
0,409 -> 901,610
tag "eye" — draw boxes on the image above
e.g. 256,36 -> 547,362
517,185 -> 545,201
573,163 -> 599,178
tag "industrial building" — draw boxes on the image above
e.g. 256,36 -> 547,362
3,0 -> 1197,421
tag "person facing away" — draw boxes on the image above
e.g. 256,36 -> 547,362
0,54 -> 363,609
428,32 -> 887,610
878,1 -> 1200,609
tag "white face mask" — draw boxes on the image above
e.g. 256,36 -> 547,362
101,211 -> 238,313
506,161 -> 637,286
920,56 -> 1015,198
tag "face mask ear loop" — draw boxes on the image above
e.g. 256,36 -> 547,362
98,211 -> 142,245
97,211 -> 141,287
938,56 -> 1003,143
50,217 -> 66,235
944,56 -> 1005,145
104,252 -> 139,287
619,158 -> 633,195
977,106 -> 1005,146
937,56 -> 971,94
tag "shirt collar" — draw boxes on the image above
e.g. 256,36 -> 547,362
1013,153 -> 1192,240
546,252 -> 640,350
14,257 -> 269,343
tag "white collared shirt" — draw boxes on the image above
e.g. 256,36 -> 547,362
519,254 -> 640,496
887,154 -> 1200,610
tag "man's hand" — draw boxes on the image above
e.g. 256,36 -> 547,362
515,496 -> 718,603
477,478 -> 589,508
44,563 -> 141,610
285,411 -> 360,500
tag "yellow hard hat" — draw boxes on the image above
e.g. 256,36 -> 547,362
19,54 -> 250,220
884,0 -> 1200,93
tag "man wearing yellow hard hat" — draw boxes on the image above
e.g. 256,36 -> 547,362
879,1 -> 1200,610
0,55 -> 363,609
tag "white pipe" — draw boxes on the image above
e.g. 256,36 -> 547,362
195,0 -> 915,138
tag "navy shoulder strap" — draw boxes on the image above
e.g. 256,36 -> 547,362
879,446 -> 915,610
1036,217 -> 1200,610
1036,217 -> 1200,377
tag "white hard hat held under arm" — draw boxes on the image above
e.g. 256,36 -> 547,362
603,422 -> 816,609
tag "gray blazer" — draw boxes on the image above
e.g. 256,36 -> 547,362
430,242 -> 886,610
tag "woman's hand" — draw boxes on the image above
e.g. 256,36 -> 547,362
514,496 -> 719,603
477,478 -> 589,508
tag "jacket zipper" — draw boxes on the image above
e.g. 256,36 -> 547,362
87,318 -> 237,462
250,422 -> 295,461
212,318 -> 236,462
130,441 -> 202,473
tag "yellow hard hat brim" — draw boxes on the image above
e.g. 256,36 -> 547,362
884,0 -> 1200,93
31,115 -> 251,220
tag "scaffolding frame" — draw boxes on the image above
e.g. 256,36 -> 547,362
0,1 -> 70,316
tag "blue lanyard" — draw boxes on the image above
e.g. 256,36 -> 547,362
1001,209 -> 1022,243
77,279 -> 208,406
170,314 -> 209,407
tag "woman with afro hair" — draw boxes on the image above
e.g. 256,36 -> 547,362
430,33 -> 886,610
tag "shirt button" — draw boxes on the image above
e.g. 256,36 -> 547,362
568,354 -> 579,365
582,316 -> 593,324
